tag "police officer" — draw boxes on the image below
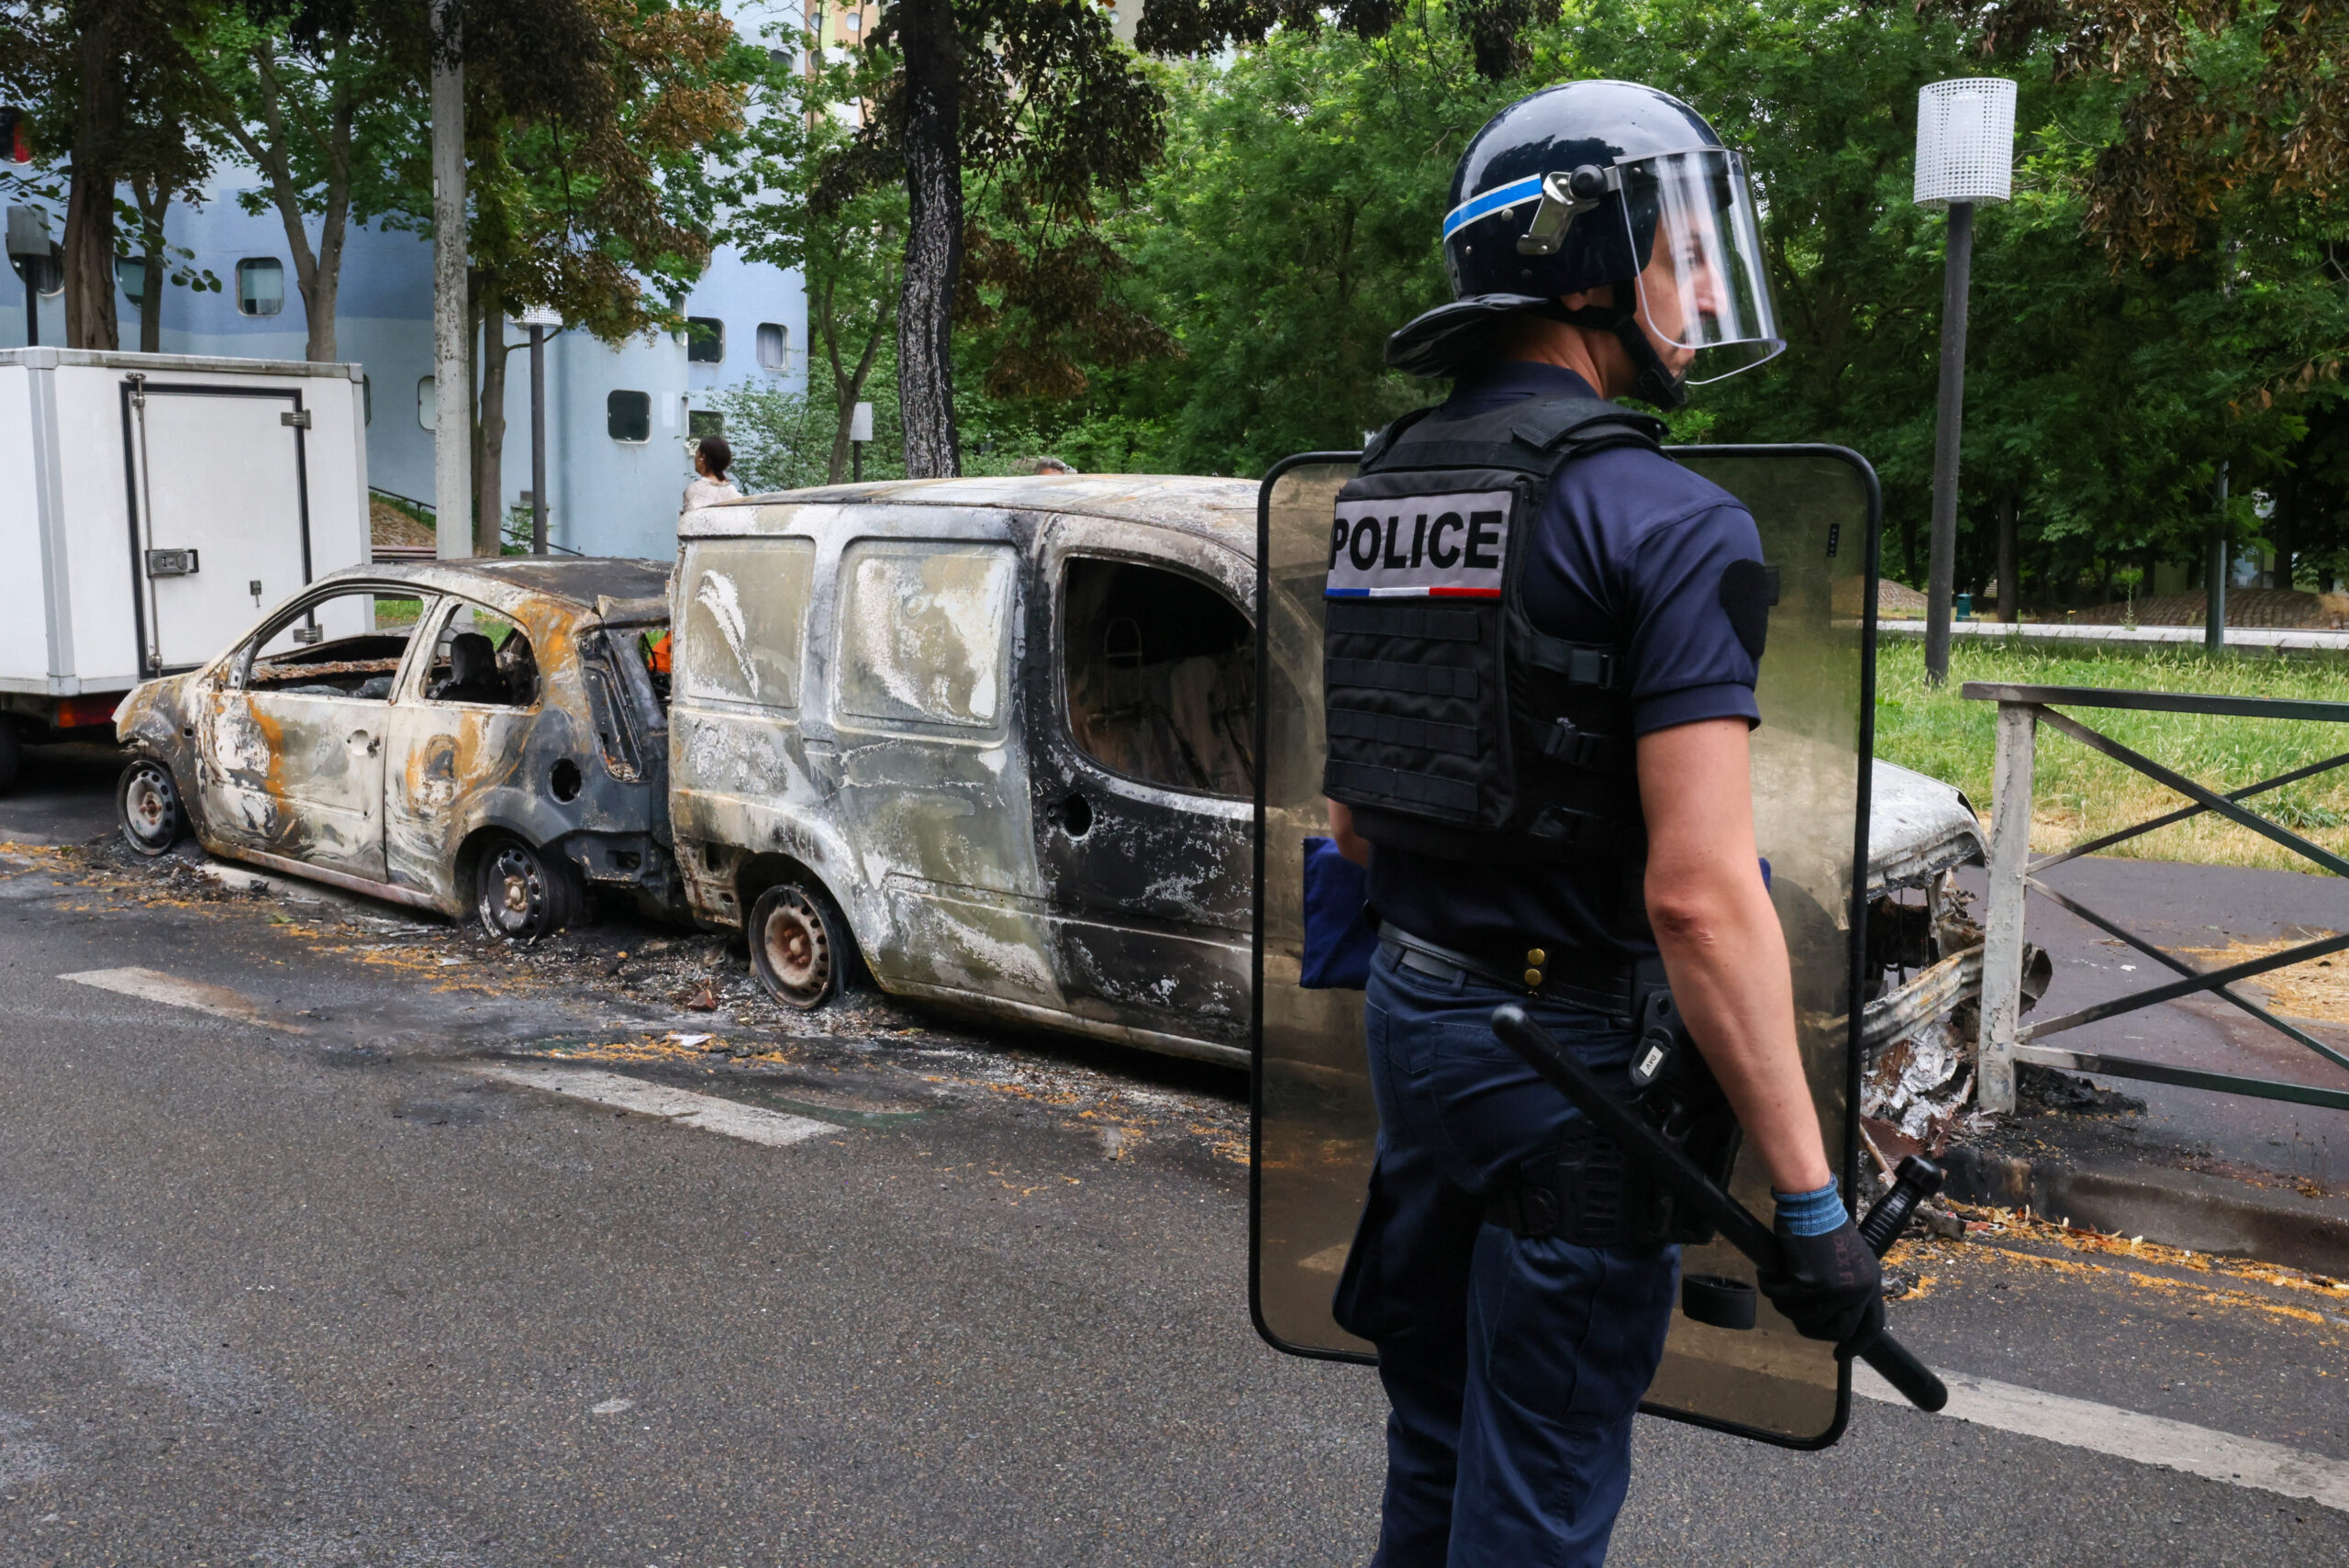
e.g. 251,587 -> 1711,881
1321,80 -> 1885,1565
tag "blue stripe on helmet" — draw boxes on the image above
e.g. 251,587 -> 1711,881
1441,174 -> 1547,239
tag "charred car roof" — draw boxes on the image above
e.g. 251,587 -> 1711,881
693,475 -> 1260,554
309,557 -> 672,610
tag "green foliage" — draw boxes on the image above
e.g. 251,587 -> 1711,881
987,17 -> 1519,476
974,0 -> 2349,609
1875,636 -> 2349,870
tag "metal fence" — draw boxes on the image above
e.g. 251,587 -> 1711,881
1965,682 -> 2349,1115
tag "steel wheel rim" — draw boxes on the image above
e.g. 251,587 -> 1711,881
483,845 -> 548,940
758,891 -> 831,1005
124,763 -> 176,846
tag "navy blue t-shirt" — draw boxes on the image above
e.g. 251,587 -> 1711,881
1365,361 -> 1765,962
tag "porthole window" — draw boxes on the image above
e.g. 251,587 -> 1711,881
607,390 -> 651,443
756,322 -> 789,372
417,376 -> 437,431
116,256 -> 145,308
687,409 -> 724,440
685,316 -> 724,364
236,257 -> 284,317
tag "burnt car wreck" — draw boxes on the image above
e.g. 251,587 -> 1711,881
1859,760 -> 2046,1149
672,475 -> 1261,1063
114,558 -> 675,939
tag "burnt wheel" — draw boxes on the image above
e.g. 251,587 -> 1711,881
117,758 -> 184,858
748,881 -> 857,1010
473,835 -> 578,942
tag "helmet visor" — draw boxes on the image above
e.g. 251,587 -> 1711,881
1620,149 -> 1783,384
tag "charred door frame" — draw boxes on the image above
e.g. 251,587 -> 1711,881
119,377 -> 316,677
1030,520 -> 1256,1041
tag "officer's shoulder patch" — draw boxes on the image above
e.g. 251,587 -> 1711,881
1718,559 -> 1779,662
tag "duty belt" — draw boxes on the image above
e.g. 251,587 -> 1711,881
1376,922 -> 1636,1018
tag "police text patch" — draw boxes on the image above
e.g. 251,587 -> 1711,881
1326,489 -> 1513,599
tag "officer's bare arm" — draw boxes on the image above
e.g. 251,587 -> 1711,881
1327,801 -> 1373,866
1636,717 -> 1834,1194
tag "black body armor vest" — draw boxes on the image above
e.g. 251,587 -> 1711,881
1322,393 -> 1668,864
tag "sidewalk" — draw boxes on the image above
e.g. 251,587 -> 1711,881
1879,619 -> 2349,656
1944,856 -> 2349,1274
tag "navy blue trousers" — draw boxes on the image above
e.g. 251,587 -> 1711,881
1333,944 -> 1678,1568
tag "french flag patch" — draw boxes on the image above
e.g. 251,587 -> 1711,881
1327,490 -> 1512,599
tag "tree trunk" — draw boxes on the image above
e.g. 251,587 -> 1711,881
134,183 -> 169,355
63,17 -> 122,351
895,0 -> 961,478
818,260 -> 898,484
475,297 -> 508,557
1996,494 -> 2018,623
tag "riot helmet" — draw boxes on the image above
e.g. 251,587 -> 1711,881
1387,80 -> 1783,407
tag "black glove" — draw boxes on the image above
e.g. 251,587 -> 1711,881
1755,1217 -> 1885,1352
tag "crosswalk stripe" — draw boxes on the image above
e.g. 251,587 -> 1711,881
1854,1362 -> 2349,1513
60,967 -> 307,1032
473,1062 -> 838,1149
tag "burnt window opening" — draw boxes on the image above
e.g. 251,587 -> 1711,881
422,604 -> 538,709
246,591 -> 427,701
1063,559 -> 1253,797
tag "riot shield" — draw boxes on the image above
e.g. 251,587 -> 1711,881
1252,444 -> 1881,1448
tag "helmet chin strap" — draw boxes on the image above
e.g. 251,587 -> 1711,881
1542,295 -> 1689,412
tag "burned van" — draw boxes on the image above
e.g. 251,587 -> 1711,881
672,477 -> 1261,1065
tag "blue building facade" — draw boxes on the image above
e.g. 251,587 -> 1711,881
2,3 -> 811,562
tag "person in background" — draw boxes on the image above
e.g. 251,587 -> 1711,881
682,436 -> 740,515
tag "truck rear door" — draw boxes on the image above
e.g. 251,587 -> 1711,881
124,377 -> 315,674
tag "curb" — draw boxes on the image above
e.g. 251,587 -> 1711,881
1941,1142 -> 2349,1279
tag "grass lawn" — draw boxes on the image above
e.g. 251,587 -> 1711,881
1872,638 -> 2349,874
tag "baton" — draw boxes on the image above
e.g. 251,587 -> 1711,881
1489,1004 -> 1950,1414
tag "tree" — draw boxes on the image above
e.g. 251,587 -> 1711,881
357,0 -> 744,550
827,0 -> 1167,475
0,0 -> 220,350
188,2 -> 411,361
1070,17 -> 1515,475
705,37 -> 904,484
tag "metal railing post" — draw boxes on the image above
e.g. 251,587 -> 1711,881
1977,699 -> 2037,1112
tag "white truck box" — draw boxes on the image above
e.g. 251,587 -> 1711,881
0,349 -> 371,743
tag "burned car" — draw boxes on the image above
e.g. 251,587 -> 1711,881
1858,759 -> 2037,1148
672,476 -> 1259,1062
673,475 -> 1996,1076
114,558 -> 674,939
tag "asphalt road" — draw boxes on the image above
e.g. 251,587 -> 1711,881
2,761 -> 2346,1565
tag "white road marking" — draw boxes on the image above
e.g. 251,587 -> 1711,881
473,1063 -> 837,1149
1855,1362 -> 2349,1513
59,967 -> 308,1033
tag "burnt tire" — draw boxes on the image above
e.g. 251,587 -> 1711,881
117,758 -> 184,858
747,881 -> 858,1011
473,834 -> 580,943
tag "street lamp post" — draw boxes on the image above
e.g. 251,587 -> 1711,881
518,304 -> 560,556
1915,78 -> 2017,684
